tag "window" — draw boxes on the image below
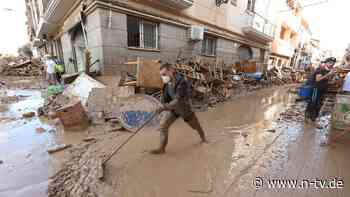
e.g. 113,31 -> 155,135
127,16 -> 159,49
202,34 -> 217,56
247,0 -> 256,12
280,27 -> 287,40
231,0 -> 237,6
290,32 -> 296,40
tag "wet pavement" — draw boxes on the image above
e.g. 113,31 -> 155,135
1,85 -> 349,197
0,88 -> 83,197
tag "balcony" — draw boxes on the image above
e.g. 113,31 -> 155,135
36,0 -> 76,38
242,12 -> 276,43
45,0 -> 76,24
158,0 -> 194,9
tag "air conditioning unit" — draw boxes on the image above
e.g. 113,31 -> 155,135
190,26 -> 204,41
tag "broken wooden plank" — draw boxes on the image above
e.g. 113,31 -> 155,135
47,144 -> 72,154
83,137 -> 97,142
137,59 -> 163,89
122,81 -> 137,86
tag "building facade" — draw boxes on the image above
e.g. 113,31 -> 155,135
25,0 -> 277,75
269,0 -> 312,70
290,16 -> 313,70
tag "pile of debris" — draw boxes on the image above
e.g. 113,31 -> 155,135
179,60 -> 305,106
38,74 -> 134,131
37,94 -> 71,117
119,57 -> 302,108
0,55 -> 43,76
266,66 -> 306,86
279,103 -> 305,122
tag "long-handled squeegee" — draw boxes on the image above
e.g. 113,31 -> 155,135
102,112 -> 158,165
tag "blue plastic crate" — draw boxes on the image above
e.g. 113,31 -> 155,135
244,72 -> 263,80
299,85 -> 313,98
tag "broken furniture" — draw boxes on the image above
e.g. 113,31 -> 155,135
56,101 -> 89,128
234,60 -> 259,73
123,58 -> 163,89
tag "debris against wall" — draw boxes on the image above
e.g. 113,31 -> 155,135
0,56 -> 43,76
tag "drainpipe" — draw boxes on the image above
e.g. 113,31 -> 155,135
80,1 -> 91,75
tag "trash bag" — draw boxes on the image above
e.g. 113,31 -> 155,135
47,85 -> 64,96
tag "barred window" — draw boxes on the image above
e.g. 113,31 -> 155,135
127,16 -> 159,49
202,34 -> 217,56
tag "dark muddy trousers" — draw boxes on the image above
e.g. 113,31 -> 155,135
158,111 -> 206,149
305,87 -> 326,121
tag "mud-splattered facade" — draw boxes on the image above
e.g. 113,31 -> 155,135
26,0 -> 277,75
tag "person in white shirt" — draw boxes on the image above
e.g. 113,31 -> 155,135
44,54 -> 56,85
342,72 -> 350,93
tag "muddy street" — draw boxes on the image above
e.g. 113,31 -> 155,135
3,0 -> 350,196
0,79 -> 84,197
2,82 -> 348,197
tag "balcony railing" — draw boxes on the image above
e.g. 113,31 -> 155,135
44,0 -> 60,21
42,0 -> 53,14
245,11 -> 276,39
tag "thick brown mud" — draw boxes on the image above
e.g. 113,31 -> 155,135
1,84 -> 348,197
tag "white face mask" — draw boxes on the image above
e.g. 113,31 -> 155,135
161,76 -> 171,84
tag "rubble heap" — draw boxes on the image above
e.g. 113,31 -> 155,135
37,94 -> 71,117
279,103 -> 305,122
48,142 -> 113,197
0,55 -> 43,76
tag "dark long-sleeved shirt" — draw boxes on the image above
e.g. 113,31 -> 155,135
161,72 -> 193,120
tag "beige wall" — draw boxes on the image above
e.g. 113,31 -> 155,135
183,0 -> 250,35
126,0 -> 274,41
271,1 -> 305,58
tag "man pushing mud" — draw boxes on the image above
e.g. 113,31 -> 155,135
151,63 -> 207,154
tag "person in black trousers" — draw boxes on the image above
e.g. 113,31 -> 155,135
305,57 -> 336,122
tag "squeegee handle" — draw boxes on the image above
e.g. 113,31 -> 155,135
103,112 -> 158,164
